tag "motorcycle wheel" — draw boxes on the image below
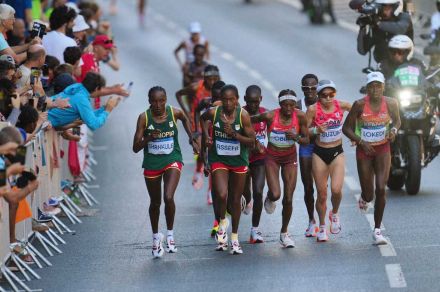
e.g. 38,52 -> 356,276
387,171 -> 405,190
405,135 -> 422,195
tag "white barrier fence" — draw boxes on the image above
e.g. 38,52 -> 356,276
0,128 -> 99,291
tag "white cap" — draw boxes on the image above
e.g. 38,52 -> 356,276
66,2 -> 80,13
367,71 -> 385,84
73,15 -> 90,32
316,80 -> 336,93
189,21 -> 202,33
0,4 -> 15,20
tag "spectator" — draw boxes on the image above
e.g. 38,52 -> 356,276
6,18 -> 26,47
77,34 -> 114,82
48,71 -> 121,131
0,4 -> 40,63
63,46 -> 82,77
41,54 -> 60,92
16,44 -> 46,88
54,63 -> 74,78
52,72 -> 75,95
0,60 -> 16,81
0,78 -> 21,125
72,14 -> 90,48
4,0 -> 32,27
42,5 -> 77,63
0,54 -> 22,83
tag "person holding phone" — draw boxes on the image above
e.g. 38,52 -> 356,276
16,44 -> 46,88
132,86 -> 199,258
306,80 -> 351,242
251,89 -> 309,249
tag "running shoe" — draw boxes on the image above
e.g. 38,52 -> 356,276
305,221 -> 319,237
279,233 -> 295,248
373,228 -> 388,245
192,171 -> 204,190
166,235 -> 177,253
242,197 -> 252,215
249,228 -> 264,244
210,220 -> 219,237
264,196 -> 276,214
152,233 -> 164,258
215,218 -> 229,244
215,242 -> 228,251
230,240 -> 243,255
317,226 -> 329,242
358,196 -> 371,213
329,211 -> 341,234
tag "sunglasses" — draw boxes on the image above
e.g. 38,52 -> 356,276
104,39 -> 113,44
389,49 -> 408,56
301,85 -> 317,92
319,92 -> 336,99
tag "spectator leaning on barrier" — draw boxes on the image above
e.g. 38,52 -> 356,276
48,71 -> 121,131
42,5 -> 77,64
0,78 -> 22,125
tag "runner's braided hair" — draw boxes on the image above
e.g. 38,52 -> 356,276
148,86 -> 166,100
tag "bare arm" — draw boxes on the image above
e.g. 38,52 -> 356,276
250,110 -> 274,124
174,107 -> 199,154
175,84 -> 196,118
231,109 -> 255,148
387,97 -> 401,142
340,100 -> 352,112
132,113 -> 148,153
297,111 -> 310,145
174,42 -> 185,69
342,100 -> 362,143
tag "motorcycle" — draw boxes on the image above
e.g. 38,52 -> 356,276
386,63 -> 440,195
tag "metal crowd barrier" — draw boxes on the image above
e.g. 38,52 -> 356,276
0,127 -> 99,291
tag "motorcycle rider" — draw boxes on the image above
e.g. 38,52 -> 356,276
356,0 -> 413,65
381,35 -> 425,80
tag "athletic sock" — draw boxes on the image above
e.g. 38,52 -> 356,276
251,226 -> 259,231
231,233 -> 238,241
319,225 -> 326,231
220,218 -> 228,229
153,233 -> 160,241
167,230 -> 173,237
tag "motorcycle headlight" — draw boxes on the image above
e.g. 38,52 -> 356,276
398,91 -> 422,107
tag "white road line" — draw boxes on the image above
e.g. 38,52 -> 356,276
220,51 -> 234,61
261,80 -> 275,91
378,240 -> 397,257
365,214 -> 386,231
249,69 -> 262,80
345,176 -> 359,191
385,264 -> 407,288
235,60 -> 249,71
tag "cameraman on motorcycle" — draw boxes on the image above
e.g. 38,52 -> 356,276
356,0 -> 413,65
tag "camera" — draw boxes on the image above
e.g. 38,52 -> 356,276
359,1 -> 380,15
30,22 -> 46,39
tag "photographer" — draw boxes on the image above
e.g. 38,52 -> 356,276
356,0 -> 413,65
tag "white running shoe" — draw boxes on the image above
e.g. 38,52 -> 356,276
215,218 -> 229,244
243,200 -> 252,215
279,233 -> 295,248
166,235 -> 177,253
215,242 -> 228,251
358,196 -> 371,213
152,233 -> 164,258
329,211 -> 341,234
264,196 -> 276,214
249,228 -> 264,244
317,226 -> 329,242
305,221 -> 319,237
230,240 -> 243,255
373,228 -> 388,245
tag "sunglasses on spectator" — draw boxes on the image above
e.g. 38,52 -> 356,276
301,85 -> 317,91
104,40 -> 113,44
319,92 -> 336,99
390,49 -> 408,56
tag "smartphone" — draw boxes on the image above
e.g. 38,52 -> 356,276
30,22 -> 46,39
72,127 -> 81,136
0,91 -> 5,111
40,101 -> 47,112
126,81 -> 133,97
30,67 -> 40,85
0,158 -> 6,187
14,145 -> 27,165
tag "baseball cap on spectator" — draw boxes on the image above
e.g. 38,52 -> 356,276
189,21 -> 201,33
66,2 -> 80,13
92,35 -> 114,49
0,54 -> 15,67
0,4 -> 15,20
73,15 -> 90,32
53,73 -> 76,94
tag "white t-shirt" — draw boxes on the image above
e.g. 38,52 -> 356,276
431,12 -> 440,39
42,31 -> 77,64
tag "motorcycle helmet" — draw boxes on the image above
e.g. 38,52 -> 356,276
375,0 -> 402,16
388,34 -> 414,60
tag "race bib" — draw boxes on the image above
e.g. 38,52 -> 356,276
256,132 -> 267,147
361,126 -> 387,143
148,137 -> 174,155
320,125 -> 342,143
269,130 -> 295,148
216,138 -> 240,156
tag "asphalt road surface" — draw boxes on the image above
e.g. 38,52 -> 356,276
30,0 -> 440,291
